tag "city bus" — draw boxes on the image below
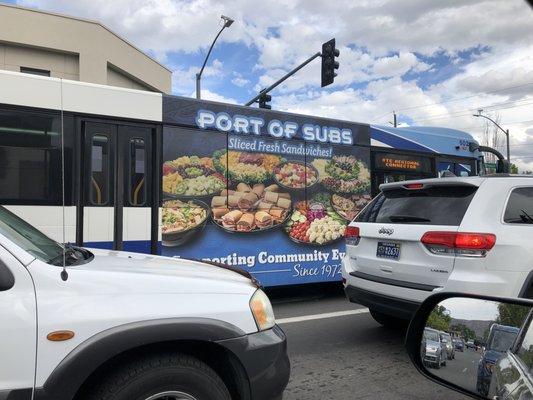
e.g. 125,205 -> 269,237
0,70 -> 486,286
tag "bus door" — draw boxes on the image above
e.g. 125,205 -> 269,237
79,121 -> 156,253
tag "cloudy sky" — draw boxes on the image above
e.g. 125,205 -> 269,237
440,298 -> 499,321
9,0 -> 533,170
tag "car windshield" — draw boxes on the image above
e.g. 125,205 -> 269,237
424,330 -> 439,342
356,185 -> 477,225
490,330 -> 518,352
0,206 -> 89,266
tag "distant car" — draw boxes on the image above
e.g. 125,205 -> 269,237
466,339 -> 476,349
423,328 -> 446,369
440,332 -> 455,360
477,324 -> 519,397
454,338 -> 465,352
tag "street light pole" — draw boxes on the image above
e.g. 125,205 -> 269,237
244,52 -> 322,106
196,15 -> 234,100
505,128 -> 510,165
473,111 -> 511,164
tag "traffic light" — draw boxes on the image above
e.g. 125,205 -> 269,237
321,38 -> 340,87
258,91 -> 272,109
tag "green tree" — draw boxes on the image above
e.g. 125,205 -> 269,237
450,323 -> 476,340
496,303 -> 529,328
483,327 -> 491,343
511,163 -> 519,174
427,305 -> 451,331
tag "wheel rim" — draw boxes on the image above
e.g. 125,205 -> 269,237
144,391 -> 198,400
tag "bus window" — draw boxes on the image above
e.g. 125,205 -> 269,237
0,109 -> 72,205
438,161 -> 474,177
129,138 -> 146,206
90,134 -> 110,206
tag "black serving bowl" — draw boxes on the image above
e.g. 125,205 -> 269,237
161,199 -> 211,247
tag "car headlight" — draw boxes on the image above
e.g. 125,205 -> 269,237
250,289 -> 275,331
426,346 -> 438,353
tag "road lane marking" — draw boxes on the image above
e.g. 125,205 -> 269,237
463,368 -> 468,373
277,308 -> 370,324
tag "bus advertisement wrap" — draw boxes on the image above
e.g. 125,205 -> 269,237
161,99 -> 371,286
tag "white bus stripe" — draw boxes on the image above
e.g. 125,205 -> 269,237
276,308 -> 369,324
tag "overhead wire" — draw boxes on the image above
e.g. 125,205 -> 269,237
391,81 -> 533,113
401,100 -> 533,124
372,81 -> 533,123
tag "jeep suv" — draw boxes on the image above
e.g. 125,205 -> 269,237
342,175 -> 533,327
0,206 -> 290,400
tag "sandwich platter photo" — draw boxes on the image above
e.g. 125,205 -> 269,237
159,101 -> 372,286
210,183 -> 291,233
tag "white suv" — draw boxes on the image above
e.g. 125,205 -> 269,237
342,175 -> 533,327
0,206 -> 289,400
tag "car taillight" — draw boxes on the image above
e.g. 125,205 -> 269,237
404,183 -> 424,189
421,231 -> 496,257
420,231 -> 456,248
345,226 -> 360,245
455,233 -> 496,250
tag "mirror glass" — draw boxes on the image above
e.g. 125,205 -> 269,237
421,297 -> 533,399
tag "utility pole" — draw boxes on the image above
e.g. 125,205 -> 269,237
505,128 -> 510,165
393,111 -> 397,128
473,110 -> 511,164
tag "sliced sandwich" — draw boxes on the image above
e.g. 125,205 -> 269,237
221,210 -> 243,230
236,213 -> 255,232
255,211 -> 272,229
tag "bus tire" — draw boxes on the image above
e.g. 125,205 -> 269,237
83,353 -> 231,400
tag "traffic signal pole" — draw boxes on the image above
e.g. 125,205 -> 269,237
244,51 -> 322,107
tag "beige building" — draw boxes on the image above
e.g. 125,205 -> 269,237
0,3 -> 172,93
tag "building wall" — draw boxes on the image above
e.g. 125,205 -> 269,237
107,64 -> 152,91
0,42 -> 79,80
0,4 -> 172,93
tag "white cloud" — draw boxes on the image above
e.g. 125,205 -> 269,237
372,52 -> 431,78
231,72 -> 250,88
171,58 -> 224,95
194,89 -> 237,104
22,0 -> 532,64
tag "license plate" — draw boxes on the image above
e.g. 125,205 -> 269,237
376,242 -> 401,260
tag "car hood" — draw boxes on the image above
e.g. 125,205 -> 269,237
66,248 -> 258,294
426,340 -> 441,349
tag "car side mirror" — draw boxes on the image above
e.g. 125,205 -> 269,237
405,293 -> 532,399
0,259 -> 15,291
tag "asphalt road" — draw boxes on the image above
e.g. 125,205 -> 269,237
269,285 -> 471,400
432,349 -> 482,395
